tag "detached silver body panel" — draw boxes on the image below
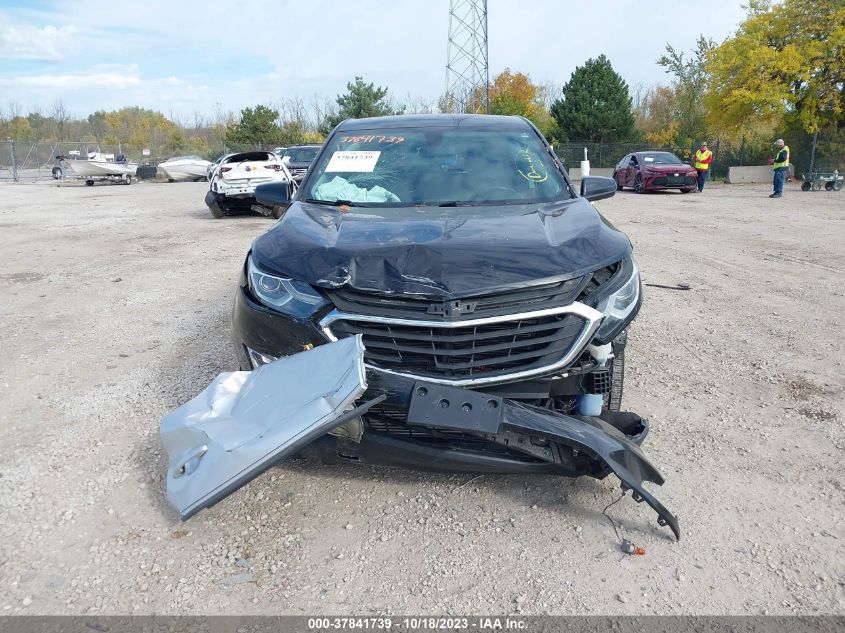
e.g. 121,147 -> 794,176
160,335 -> 367,520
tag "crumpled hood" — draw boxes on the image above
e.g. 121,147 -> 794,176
251,199 -> 631,298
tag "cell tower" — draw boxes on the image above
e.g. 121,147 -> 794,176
445,0 -> 489,114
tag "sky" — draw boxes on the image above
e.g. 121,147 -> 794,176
0,0 -> 751,120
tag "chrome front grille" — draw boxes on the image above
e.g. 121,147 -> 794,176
320,303 -> 603,386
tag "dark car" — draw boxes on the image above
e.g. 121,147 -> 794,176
282,144 -> 321,184
217,115 -> 678,538
613,151 -> 698,193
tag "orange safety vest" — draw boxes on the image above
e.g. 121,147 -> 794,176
694,149 -> 713,170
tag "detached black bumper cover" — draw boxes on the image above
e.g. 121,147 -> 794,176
500,402 -> 679,540
161,339 -> 679,540
406,382 -> 680,540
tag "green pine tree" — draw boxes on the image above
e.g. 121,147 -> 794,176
550,55 -> 639,143
319,77 -> 403,135
225,105 -> 282,148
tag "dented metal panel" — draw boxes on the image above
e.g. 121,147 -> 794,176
160,335 -> 374,520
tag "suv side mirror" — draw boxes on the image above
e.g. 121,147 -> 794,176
580,176 -> 617,202
255,181 -> 291,208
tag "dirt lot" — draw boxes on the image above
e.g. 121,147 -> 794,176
0,179 -> 842,615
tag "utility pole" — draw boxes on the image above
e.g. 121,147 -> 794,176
445,0 -> 489,114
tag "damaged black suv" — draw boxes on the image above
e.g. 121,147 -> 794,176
226,114 -> 678,538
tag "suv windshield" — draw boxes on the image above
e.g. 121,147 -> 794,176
303,127 -> 568,206
640,152 -> 683,165
285,147 -> 320,163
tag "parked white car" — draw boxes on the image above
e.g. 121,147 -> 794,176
205,151 -> 294,218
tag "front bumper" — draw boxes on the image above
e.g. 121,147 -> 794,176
643,173 -> 698,190
163,337 -> 679,539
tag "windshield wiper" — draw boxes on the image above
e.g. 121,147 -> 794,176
437,201 -> 475,207
304,198 -> 366,208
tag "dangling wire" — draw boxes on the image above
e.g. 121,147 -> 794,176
602,489 -> 646,556
602,490 -> 627,544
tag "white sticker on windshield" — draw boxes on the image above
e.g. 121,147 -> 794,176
325,151 -> 381,173
644,156 -> 654,162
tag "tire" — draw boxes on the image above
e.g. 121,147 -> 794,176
833,180 -> 843,192
812,181 -> 823,191
613,173 -> 623,190
52,166 -> 63,180
824,181 -> 833,191
123,175 -> 132,185
801,181 -> 812,191
205,190 -> 228,218
85,179 -> 94,187
681,187 -> 694,193
634,174 -> 645,194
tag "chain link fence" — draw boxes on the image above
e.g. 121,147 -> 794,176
2,137 -> 840,182
0,141 -> 286,181
552,141 -> 769,180
553,136 -> 842,180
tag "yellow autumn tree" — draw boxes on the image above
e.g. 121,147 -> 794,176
705,0 -> 845,134
473,69 -> 553,134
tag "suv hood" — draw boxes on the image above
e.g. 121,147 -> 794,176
251,199 -> 631,298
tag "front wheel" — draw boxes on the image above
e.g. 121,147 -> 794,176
681,187 -> 694,193
52,166 -> 63,180
801,181 -> 812,191
833,180 -> 843,192
209,202 -> 228,218
613,173 -> 623,190
85,179 -> 94,187
205,190 -> 227,218
634,174 -> 645,193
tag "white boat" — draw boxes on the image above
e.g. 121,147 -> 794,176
67,152 -> 138,178
158,155 -> 212,181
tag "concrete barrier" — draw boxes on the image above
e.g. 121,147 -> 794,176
727,165 -> 795,184
567,167 -> 614,181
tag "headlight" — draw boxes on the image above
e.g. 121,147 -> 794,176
247,255 -> 328,317
594,259 -> 640,343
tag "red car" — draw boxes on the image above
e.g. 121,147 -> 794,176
613,151 -> 698,193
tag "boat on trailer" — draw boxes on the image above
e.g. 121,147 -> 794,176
158,155 -> 212,181
67,152 -> 138,185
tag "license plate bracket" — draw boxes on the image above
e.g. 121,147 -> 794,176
407,382 -> 503,434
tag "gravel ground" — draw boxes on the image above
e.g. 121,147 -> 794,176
0,179 -> 842,615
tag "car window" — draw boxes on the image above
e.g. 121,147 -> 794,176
640,152 -> 683,165
225,152 -> 273,163
284,148 -> 320,163
304,128 -> 568,206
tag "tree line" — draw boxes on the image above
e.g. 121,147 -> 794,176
2,0 -> 841,172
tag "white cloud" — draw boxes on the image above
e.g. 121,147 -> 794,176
0,0 -> 752,118
4,64 -> 142,89
0,22 -> 79,60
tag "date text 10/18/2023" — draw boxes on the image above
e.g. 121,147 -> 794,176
308,617 -> 529,630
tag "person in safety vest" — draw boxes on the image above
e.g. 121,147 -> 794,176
694,142 -> 713,192
770,139 -> 790,198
